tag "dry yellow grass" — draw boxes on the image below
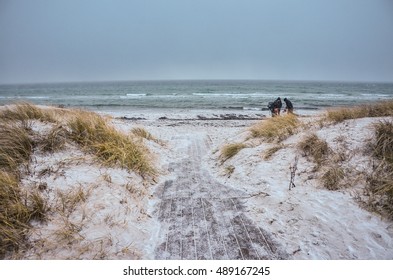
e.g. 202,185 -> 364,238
0,103 -> 157,258
324,100 -> 393,123
365,164 -> 393,219
39,124 -> 68,152
0,171 -> 32,258
297,133 -> 348,191
67,110 -> 155,176
131,127 -> 154,140
298,133 -> 330,167
220,143 -> 247,162
0,123 -> 33,175
250,114 -> 300,142
56,186 -> 89,218
371,120 -> 393,164
363,120 -> 393,219
0,102 -> 56,124
131,127 -> 163,145
263,144 -> 285,160
321,166 -> 345,190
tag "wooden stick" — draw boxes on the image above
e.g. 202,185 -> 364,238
289,156 -> 299,190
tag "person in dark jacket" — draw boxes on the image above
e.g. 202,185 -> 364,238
272,97 -> 282,116
283,98 -> 293,114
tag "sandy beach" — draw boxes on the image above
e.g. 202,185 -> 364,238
1,104 -> 393,260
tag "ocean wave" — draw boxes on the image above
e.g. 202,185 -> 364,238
125,93 -> 147,98
192,92 -> 276,99
0,96 -> 50,99
243,107 -> 263,111
314,94 -> 347,99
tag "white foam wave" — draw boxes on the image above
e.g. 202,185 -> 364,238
121,93 -> 147,99
192,92 -> 273,98
0,96 -> 49,99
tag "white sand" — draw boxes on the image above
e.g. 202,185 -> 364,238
16,108 -> 393,259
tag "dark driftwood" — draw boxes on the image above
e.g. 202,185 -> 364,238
289,156 -> 299,190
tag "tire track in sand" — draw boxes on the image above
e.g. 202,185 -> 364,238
154,133 -> 287,260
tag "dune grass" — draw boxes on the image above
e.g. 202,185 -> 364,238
67,110 -> 154,176
365,163 -> 393,219
0,123 -> 34,175
321,166 -> 345,190
0,103 -> 157,258
220,143 -> 247,162
263,144 -> 285,160
250,114 -> 300,142
0,109 -> 46,257
298,133 -> 348,190
0,103 -> 155,176
0,102 -> 56,125
298,133 -> 330,168
371,120 -> 393,164
131,127 -> 163,145
324,100 -> 393,124
0,171 -> 30,258
364,120 -> 393,219
131,127 -> 155,140
0,171 -> 48,258
40,125 -> 68,153
56,186 -> 89,218
0,102 -> 156,176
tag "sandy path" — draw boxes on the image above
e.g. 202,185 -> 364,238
153,130 -> 288,260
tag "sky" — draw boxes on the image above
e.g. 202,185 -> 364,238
0,0 -> 393,84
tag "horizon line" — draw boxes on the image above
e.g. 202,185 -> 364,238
1,78 -> 393,86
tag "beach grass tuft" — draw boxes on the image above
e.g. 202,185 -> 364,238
67,111 -> 154,176
324,100 -> 393,123
263,144 -> 285,160
220,143 -> 247,162
56,186 -> 89,217
40,125 -> 68,153
365,164 -> 393,219
0,102 -> 56,124
321,166 -> 345,190
371,120 -> 393,164
0,171 -> 32,258
223,165 -> 235,177
250,114 -> 300,142
363,120 -> 393,219
131,127 -> 163,145
298,133 -> 330,167
28,190 -> 48,221
0,123 -> 33,175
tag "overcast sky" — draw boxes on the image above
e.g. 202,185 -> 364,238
0,0 -> 392,84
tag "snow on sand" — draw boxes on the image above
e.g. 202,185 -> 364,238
17,109 -> 393,259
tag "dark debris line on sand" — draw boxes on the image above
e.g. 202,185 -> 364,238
154,134 -> 288,260
117,114 -> 265,121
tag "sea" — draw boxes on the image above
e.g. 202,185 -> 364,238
0,80 -> 392,116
